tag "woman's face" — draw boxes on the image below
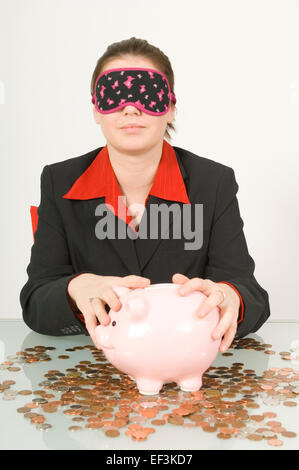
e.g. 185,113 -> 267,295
92,56 -> 176,152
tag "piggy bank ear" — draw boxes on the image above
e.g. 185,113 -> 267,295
125,291 -> 149,322
111,285 -> 132,298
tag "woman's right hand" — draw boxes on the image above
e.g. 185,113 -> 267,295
67,273 -> 151,348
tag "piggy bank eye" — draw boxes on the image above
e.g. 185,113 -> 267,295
112,321 -> 116,327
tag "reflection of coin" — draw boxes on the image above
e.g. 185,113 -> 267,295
69,426 -> 83,431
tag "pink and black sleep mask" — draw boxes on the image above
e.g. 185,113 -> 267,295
91,67 -> 176,116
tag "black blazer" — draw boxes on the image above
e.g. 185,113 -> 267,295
19,145 -> 270,338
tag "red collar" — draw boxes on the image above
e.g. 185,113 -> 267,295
62,139 -> 190,229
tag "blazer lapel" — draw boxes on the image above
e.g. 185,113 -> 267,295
87,197 -> 142,275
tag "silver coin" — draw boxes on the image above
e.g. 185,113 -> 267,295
70,405 -> 83,409
4,390 -> 18,396
0,364 -> 10,370
140,401 -> 158,408
241,426 -> 257,435
55,386 -> 68,391
32,398 -> 48,404
262,398 -> 280,406
262,430 -> 277,438
36,423 -> 52,431
38,380 -> 52,386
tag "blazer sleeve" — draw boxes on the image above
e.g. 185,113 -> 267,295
19,164 -> 90,336
203,166 -> 271,338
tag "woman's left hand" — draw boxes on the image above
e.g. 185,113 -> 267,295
172,273 -> 240,353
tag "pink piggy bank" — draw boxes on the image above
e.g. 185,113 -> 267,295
95,283 -> 221,395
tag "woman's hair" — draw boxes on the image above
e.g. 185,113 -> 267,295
90,37 -> 176,142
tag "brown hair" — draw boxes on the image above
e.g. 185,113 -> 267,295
90,37 -> 176,142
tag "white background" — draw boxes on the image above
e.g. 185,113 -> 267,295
0,0 -> 298,321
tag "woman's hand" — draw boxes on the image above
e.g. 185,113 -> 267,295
67,274 -> 151,348
172,273 -> 240,353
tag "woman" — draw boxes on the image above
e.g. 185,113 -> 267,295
20,37 -> 270,352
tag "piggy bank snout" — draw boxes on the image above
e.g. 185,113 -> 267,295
95,325 -> 114,349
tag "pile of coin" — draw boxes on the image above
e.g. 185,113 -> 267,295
0,337 -> 298,446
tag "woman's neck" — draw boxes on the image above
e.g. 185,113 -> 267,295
106,140 -> 163,192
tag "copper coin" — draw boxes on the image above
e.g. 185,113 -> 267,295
263,412 -> 277,418
3,380 -> 16,385
267,420 -> 282,427
281,431 -> 297,438
217,433 -> 231,439
168,415 -> 184,425
24,403 -> 39,409
202,424 -> 217,432
267,439 -> 284,446
18,390 -> 32,396
247,434 -> 263,441
17,407 -> 29,413
151,419 -> 166,426
42,405 -> 58,413
7,367 -> 21,372
58,355 -> 70,359
31,415 -> 46,424
86,422 -> 102,429
105,429 -> 120,437
283,401 -> 297,407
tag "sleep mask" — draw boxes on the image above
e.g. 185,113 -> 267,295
91,67 -> 176,116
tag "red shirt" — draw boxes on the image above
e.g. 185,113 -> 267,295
64,140 -> 244,325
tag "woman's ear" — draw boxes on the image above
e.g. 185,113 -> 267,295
167,104 -> 176,125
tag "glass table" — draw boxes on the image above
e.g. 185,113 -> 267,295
0,320 -> 298,450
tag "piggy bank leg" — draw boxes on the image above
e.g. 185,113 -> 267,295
178,376 -> 202,392
135,377 -> 164,395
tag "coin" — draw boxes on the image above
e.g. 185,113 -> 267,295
105,429 -> 120,437
36,423 -> 52,431
31,415 -> 46,424
281,431 -> 297,438
217,433 -> 231,439
17,407 -> 29,413
18,390 -> 33,395
267,439 -> 283,446
283,401 -> 297,407
151,419 -> 166,426
247,434 -> 263,441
